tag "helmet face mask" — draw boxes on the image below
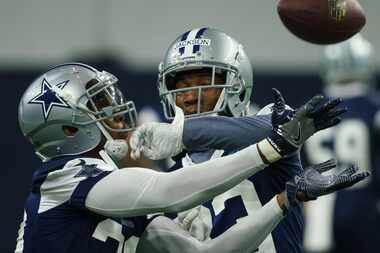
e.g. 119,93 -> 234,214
159,63 -> 244,119
158,28 -> 253,119
19,63 -> 137,161
76,71 -> 137,132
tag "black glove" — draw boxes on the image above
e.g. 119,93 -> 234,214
267,89 -> 347,156
284,159 -> 370,212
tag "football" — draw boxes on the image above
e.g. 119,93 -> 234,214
277,0 -> 366,44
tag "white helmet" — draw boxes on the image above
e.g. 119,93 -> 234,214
18,63 -> 137,161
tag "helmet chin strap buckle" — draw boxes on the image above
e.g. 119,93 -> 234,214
104,139 -> 129,163
95,120 -> 129,167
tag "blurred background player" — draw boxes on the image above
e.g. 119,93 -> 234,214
303,34 -> 380,253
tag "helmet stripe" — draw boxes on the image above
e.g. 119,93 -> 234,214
192,27 -> 208,53
179,30 -> 191,55
183,28 -> 202,56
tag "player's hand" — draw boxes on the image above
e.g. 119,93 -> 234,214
267,89 -> 347,156
176,206 -> 210,241
297,159 -> 370,200
129,106 -> 184,160
282,159 -> 370,212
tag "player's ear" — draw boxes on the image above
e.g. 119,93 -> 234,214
62,125 -> 78,137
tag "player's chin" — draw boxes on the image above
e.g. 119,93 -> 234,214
183,106 -> 198,115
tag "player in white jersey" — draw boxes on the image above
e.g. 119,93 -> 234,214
129,28 -> 369,253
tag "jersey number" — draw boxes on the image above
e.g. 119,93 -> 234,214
207,180 -> 276,252
92,219 -> 138,253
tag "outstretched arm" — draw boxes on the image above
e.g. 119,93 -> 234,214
85,139 -> 280,218
130,89 -> 346,160
135,160 -> 370,253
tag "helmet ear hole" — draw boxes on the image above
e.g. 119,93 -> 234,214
62,125 -> 78,137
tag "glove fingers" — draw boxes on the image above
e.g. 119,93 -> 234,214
350,171 -> 371,185
172,106 -> 185,126
325,107 -> 348,120
130,148 -> 141,160
271,88 -> 286,125
304,95 -> 325,114
272,88 -> 286,113
144,147 -> 159,160
316,117 -> 342,131
129,128 -> 146,160
130,129 -> 143,150
334,172 -> 370,190
338,165 -> 358,177
310,98 -> 342,117
313,159 -> 337,173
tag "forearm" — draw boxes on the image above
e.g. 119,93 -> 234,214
136,196 -> 284,253
85,140 -> 280,218
183,116 -> 271,151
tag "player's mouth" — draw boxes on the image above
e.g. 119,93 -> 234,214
183,103 -> 199,115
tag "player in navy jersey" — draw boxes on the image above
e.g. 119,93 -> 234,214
303,34 -> 380,253
17,62 -> 359,253
129,28 -> 368,253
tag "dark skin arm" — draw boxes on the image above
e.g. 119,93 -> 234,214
276,192 -> 308,211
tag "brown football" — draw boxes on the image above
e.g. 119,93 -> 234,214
277,0 -> 366,44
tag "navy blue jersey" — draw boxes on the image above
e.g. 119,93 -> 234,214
15,156 -> 149,253
170,114 -> 304,253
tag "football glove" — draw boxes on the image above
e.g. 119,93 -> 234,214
266,89 -> 347,156
284,159 -> 370,211
130,106 -> 184,160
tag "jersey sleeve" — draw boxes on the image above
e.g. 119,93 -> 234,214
183,115 -> 272,152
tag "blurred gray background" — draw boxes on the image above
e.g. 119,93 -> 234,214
0,0 -> 378,71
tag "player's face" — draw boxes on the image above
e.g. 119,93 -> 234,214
92,89 -> 130,140
174,70 -> 224,115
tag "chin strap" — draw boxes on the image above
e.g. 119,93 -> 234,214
99,150 -> 119,169
212,88 -> 226,115
96,121 -> 129,167
104,139 -> 129,163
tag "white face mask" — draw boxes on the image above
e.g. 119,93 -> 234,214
104,139 -> 129,162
